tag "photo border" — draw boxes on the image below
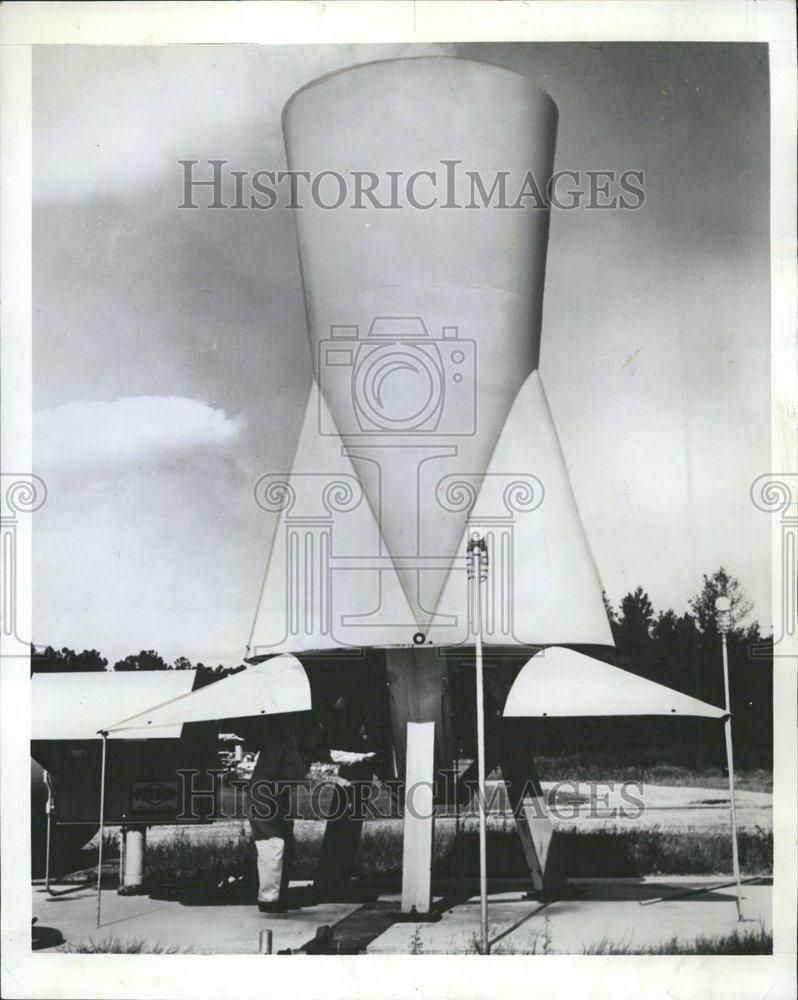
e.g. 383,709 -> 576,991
1,3 -> 795,998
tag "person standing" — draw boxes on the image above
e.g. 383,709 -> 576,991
245,710 -> 374,912
245,713 -> 325,912
314,694 -> 379,898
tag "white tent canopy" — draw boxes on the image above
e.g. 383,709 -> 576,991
103,654 -> 311,735
503,647 -> 726,719
32,671 -> 197,741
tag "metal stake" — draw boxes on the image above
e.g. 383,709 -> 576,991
119,826 -> 126,889
720,629 -> 743,920
96,730 -> 108,928
715,596 -> 743,921
43,769 -> 53,893
468,532 -> 489,955
452,753 -> 461,882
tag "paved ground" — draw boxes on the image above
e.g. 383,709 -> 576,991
37,781 -> 769,955
32,881 -> 362,955
31,876 -> 770,955
590,783 -> 771,833
365,879 -> 772,954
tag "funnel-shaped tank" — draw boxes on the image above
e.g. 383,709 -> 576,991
248,57 -> 612,654
283,57 -> 556,614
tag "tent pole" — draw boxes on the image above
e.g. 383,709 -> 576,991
720,631 -> 743,921
452,753 -> 461,883
469,532 -> 489,955
43,769 -> 53,894
96,731 -> 108,929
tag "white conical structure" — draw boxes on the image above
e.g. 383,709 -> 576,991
249,56 -> 612,656
433,370 -> 612,646
248,386 -> 418,656
249,367 -> 612,653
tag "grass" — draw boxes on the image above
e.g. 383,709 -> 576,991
464,914 -> 554,955
555,824 -> 773,878
581,924 -> 772,955
56,923 -> 770,957
457,922 -> 772,955
135,820 -> 772,889
145,828 -> 255,886
533,757 -> 772,793
59,935 -> 195,954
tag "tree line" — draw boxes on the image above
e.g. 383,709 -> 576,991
577,567 -> 772,770
30,646 -> 246,689
31,566 -> 773,768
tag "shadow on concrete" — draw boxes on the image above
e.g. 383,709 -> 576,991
31,919 -> 65,951
145,879 -> 385,909
572,876 -> 772,904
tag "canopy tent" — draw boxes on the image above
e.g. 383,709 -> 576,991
32,671 -> 196,742
101,654 -> 311,735
501,645 -> 741,923
503,647 -> 726,719
93,654 -> 312,926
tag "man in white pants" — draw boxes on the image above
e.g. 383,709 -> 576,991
247,713 -> 373,912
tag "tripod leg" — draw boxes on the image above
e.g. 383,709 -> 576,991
500,720 -> 566,898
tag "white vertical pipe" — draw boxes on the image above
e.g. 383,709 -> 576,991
720,631 -> 743,921
473,537 -> 489,955
123,828 -> 146,887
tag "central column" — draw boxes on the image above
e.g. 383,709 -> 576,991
385,647 -> 452,780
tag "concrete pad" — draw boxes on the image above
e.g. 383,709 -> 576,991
365,878 -> 772,954
33,876 -> 771,955
32,883 -> 362,955
365,895 -> 547,955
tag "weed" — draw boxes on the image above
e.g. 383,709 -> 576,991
59,935 -> 195,954
134,822 -> 772,888
581,922 -> 771,955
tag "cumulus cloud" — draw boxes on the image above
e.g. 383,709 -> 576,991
34,395 -> 245,471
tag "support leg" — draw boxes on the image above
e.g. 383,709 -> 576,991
385,647 -> 451,781
501,720 -> 567,897
400,722 -> 436,918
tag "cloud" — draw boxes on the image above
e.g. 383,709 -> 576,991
34,395 -> 245,472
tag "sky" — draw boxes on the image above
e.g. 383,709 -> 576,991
32,42 -> 771,666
